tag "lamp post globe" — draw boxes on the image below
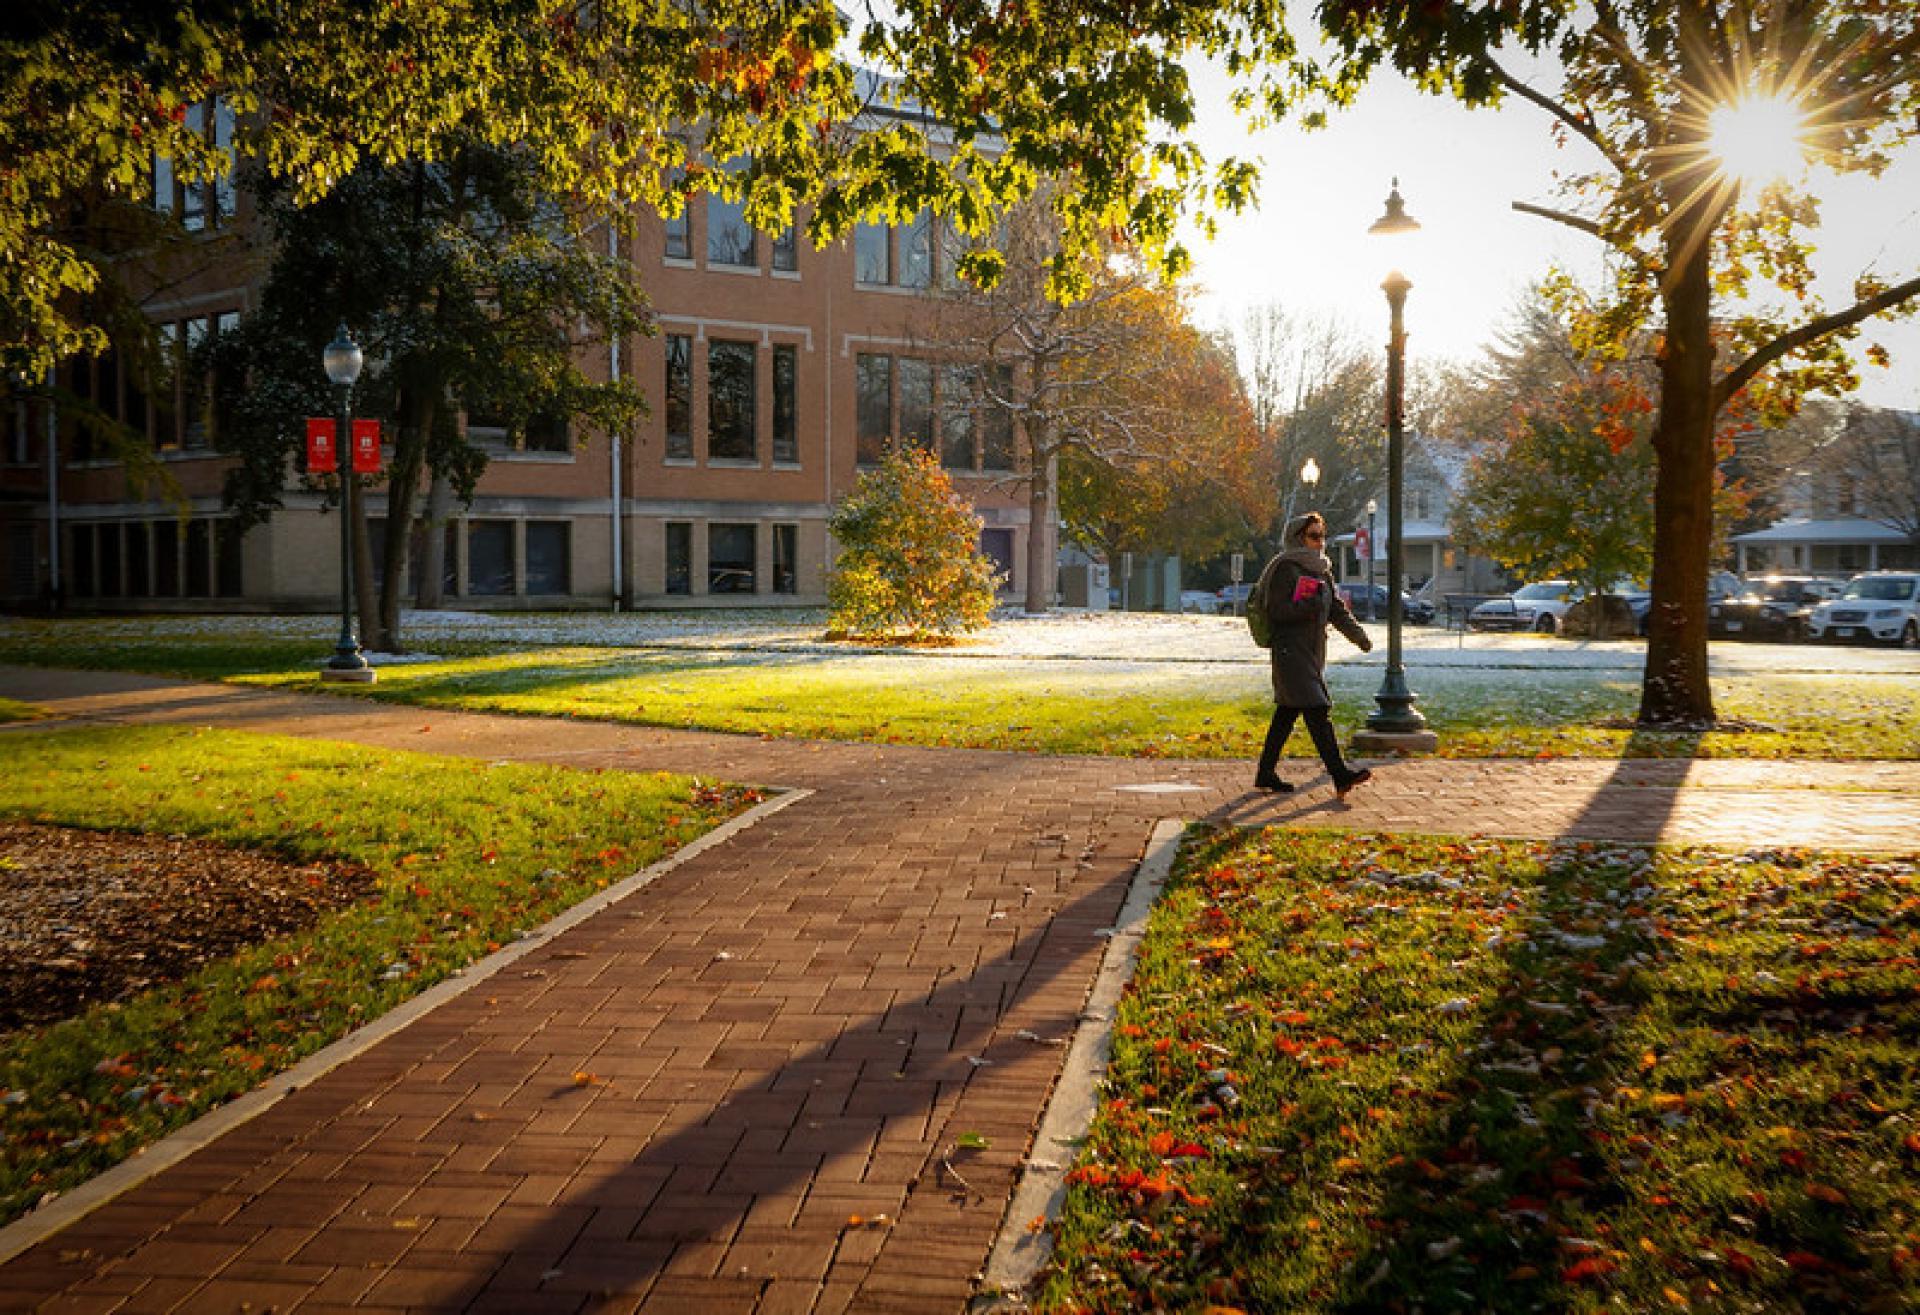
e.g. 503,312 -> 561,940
322,323 -> 373,682
1355,182 -> 1435,753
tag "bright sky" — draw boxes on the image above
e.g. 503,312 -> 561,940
1179,63 -> 1920,412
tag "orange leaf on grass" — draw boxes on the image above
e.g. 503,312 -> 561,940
1561,1256 -> 1618,1282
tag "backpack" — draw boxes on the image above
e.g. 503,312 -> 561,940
1246,557 -> 1281,648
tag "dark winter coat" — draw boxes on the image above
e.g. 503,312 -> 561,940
1263,555 -> 1372,709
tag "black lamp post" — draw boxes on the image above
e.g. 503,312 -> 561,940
321,324 -> 373,682
1357,181 -> 1436,751
1365,497 -> 1378,622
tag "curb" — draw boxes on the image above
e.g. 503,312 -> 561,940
0,786 -> 812,1267
973,817 -> 1187,1310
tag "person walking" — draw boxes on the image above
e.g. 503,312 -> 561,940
1254,512 -> 1375,799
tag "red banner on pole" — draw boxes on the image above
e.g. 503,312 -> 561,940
351,419 -> 382,474
306,418 -> 337,473
1355,526 -> 1371,560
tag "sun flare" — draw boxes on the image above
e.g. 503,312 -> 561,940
1707,93 -> 1811,189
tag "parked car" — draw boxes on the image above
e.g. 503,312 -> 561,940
1468,581 -> 1582,633
1804,572 -> 1920,647
1216,582 -> 1256,611
1709,576 -> 1842,641
1337,582 -> 1435,625
1617,572 -> 1742,636
1178,589 -> 1223,615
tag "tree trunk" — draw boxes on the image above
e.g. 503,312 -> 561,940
1638,142 -> 1721,725
377,391 -> 435,652
417,469 -> 452,608
1024,437 -> 1056,614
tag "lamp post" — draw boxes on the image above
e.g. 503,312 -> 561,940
1356,181 -> 1436,753
321,324 -> 373,682
1365,497 -> 1378,622
1283,456 -> 1321,535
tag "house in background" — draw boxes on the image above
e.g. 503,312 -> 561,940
1732,414 -> 1920,576
1330,441 -> 1510,600
0,91 -> 1045,614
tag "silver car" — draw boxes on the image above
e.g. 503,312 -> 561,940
1804,573 -> 1920,647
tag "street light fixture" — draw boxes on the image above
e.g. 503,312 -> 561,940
1283,456 -> 1321,535
321,323 -> 374,683
1365,497 -> 1378,623
1356,181 -> 1436,753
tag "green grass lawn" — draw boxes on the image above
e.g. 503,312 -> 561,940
1038,828 -> 1920,1313
0,725 -> 757,1228
1,623 -> 1915,759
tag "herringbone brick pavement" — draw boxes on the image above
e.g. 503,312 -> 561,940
0,668 -> 1914,1313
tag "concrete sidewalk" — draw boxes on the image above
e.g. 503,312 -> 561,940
1,668 -> 1915,1314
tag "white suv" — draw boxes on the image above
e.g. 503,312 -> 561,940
1805,572 -> 1920,647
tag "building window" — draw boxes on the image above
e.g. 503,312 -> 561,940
856,352 -> 892,466
665,334 -> 693,459
155,96 -> 235,231
898,357 -> 934,451
215,520 -> 244,597
982,365 -> 1015,471
772,225 -> 797,272
856,212 -> 938,288
854,222 -> 891,285
665,522 -> 692,595
664,195 -> 692,260
523,409 -> 569,454
941,365 -> 975,470
981,528 -> 1014,586
772,344 -> 798,463
901,210 -> 934,289
185,520 -> 210,594
707,193 -> 757,267
525,521 -> 570,595
468,520 -> 514,596
154,520 -> 179,596
68,524 -> 95,598
125,522 -> 151,598
98,523 -> 123,596
709,522 -> 756,594
708,339 -> 756,461
772,523 -> 797,594
152,324 -> 180,452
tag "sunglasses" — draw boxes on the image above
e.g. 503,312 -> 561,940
1304,530 -> 1326,542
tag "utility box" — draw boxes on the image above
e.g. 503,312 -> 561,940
1125,554 -> 1181,612
1058,562 -> 1110,609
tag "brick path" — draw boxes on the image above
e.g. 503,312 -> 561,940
1,667 -> 1915,1314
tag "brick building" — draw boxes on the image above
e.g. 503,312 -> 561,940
0,112 -> 1042,613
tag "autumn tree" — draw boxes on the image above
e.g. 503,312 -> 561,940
210,145 -> 646,653
1057,320 -> 1263,566
1260,1 -> 1920,723
2,2 -> 869,382
1450,370 -> 1658,618
826,445 -> 1000,640
920,197 -> 1253,610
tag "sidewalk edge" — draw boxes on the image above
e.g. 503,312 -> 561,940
974,816 -> 1187,1310
0,785 -> 812,1267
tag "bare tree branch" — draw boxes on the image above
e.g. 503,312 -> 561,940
1484,57 -> 1625,175
1510,199 -> 1605,238
1714,273 -> 1920,409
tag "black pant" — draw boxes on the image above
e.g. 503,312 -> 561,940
1257,706 -> 1351,783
